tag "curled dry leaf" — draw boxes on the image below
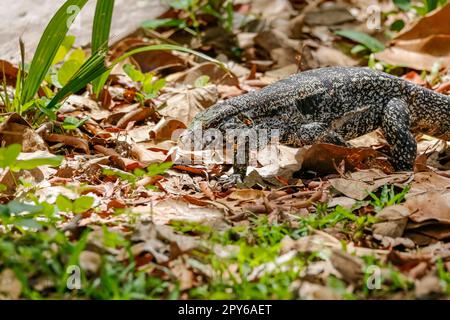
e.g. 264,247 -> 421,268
132,198 -> 224,225
372,205 -> 410,238
130,143 -> 167,165
329,170 -> 411,200
0,113 -> 47,152
405,191 -> 450,224
116,106 -> 158,129
159,85 -> 219,125
44,133 -> 90,154
59,95 -> 110,121
150,117 -> 187,142
299,143 -> 394,175
375,4 -> 450,71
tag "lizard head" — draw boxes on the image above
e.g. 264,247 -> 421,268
179,101 -> 252,149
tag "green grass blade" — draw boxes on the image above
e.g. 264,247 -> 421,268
21,0 -> 89,105
91,0 -> 115,94
93,44 -> 226,99
335,29 -> 385,53
47,48 -> 109,110
113,44 -> 226,67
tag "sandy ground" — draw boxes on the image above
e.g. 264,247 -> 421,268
0,0 -> 167,63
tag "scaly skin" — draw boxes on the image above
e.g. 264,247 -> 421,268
187,67 -> 450,171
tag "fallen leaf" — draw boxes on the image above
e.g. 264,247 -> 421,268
405,191 -> 450,224
372,205 -> 410,238
132,198 -> 224,225
44,133 -> 90,154
375,4 -> 450,71
0,113 -> 47,152
159,85 -> 219,124
0,269 -> 22,299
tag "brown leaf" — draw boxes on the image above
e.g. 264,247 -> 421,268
299,143 -> 394,174
116,106 -> 158,129
304,5 -> 355,26
372,205 -> 410,238
0,113 -> 47,152
0,269 -> 22,299
132,199 -> 224,225
405,191 -> 450,224
150,117 -> 187,142
130,143 -> 167,165
329,170 -> 411,200
375,4 -> 450,71
44,133 -> 90,154
159,85 -> 219,124
0,60 -> 18,86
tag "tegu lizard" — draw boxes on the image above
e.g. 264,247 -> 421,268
184,67 -> 450,172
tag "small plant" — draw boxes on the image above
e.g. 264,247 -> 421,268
368,185 -> 410,211
335,29 -> 385,54
142,0 -> 234,36
102,161 -> 173,185
123,64 -> 167,102
0,144 -> 63,172
56,195 -> 95,214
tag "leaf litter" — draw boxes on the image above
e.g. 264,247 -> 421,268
0,0 -> 450,300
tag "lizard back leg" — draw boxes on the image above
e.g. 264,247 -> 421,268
381,98 -> 417,171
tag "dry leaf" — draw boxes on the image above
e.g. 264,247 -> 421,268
159,85 -> 219,124
375,4 -> 450,71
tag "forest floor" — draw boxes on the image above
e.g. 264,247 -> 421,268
0,0 -> 449,300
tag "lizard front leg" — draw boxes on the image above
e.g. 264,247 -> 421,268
286,122 -> 348,147
381,98 -> 417,171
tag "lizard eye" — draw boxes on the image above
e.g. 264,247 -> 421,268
237,114 -> 253,126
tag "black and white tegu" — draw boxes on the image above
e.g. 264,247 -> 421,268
187,67 -> 450,171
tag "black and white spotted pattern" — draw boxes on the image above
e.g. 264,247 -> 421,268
189,67 -> 450,171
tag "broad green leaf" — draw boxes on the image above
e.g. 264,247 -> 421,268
335,29 -> 385,53
58,59 -> 83,86
146,162 -> 173,177
390,19 -> 405,32
143,78 -> 166,98
393,0 -> 411,11
62,116 -> 89,130
103,168 -> 136,183
56,195 -> 73,213
0,144 -> 21,168
350,44 -> 368,55
21,0 -> 89,105
13,218 -> 43,230
68,48 -> 86,64
47,47 -> 109,110
53,35 -> 77,65
123,64 -> 145,82
73,196 -> 94,214
7,201 -> 43,214
14,156 -> 63,171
